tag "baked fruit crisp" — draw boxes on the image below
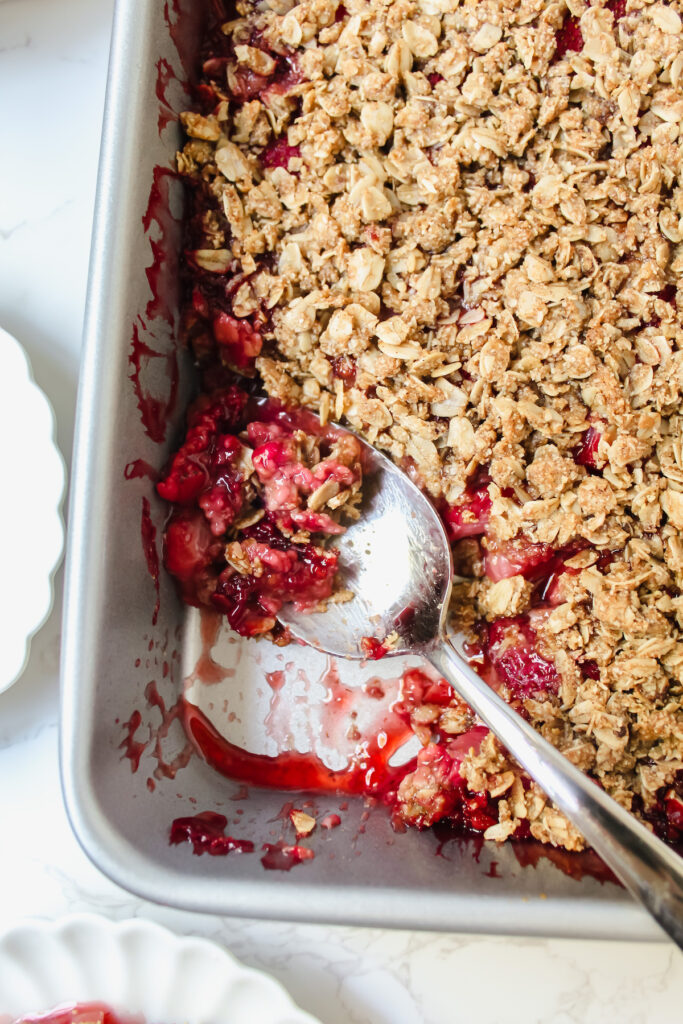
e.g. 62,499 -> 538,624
160,0 -> 683,854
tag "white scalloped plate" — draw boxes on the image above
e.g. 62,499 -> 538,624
0,915 -> 320,1023
0,327 -> 65,693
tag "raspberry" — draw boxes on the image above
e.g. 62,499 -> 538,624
251,439 -> 297,478
213,312 -> 263,368
484,616 -> 560,697
230,52 -> 302,102
573,426 -> 602,469
665,793 -> 683,830
443,481 -> 492,541
198,482 -> 244,536
230,68 -> 270,101
555,15 -> 584,58
261,138 -> 301,169
607,0 -> 627,22
484,537 -> 555,583
495,643 -> 560,696
360,637 -> 390,660
156,389 -> 248,506
462,793 -> 498,833
398,668 -> 453,711
163,511 -> 218,594
634,774 -> 683,848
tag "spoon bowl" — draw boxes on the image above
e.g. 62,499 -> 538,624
278,442 -> 451,658
279,428 -> 683,948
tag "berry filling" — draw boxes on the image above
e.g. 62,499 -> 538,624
261,137 -> 302,170
573,426 -> 603,470
633,771 -> 683,853
212,312 -> 263,369
392,671 -> 495,832
607,0 -> 627,22
360,636 -> 392,660
13,1007 -> 135,1024
480,616 -> 560,698
554,15 -> 584,59
158,386 -> 362,637
443,479 -> 492,541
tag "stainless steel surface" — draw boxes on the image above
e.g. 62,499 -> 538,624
61,0 -> 664,939
281,436 -> 683,946
277,441 -> 450,658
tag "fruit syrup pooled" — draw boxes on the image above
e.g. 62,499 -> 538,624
170,809 -> 255,855
177,631 -> 556,869
118,629 -> 193,791
179,664 -> 621,884
162,588 -> 630,880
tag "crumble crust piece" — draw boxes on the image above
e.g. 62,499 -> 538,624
176,0 -> 683,851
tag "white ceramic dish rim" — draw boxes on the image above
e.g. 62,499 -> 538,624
0,326 -> 65,693
0,913 -> 320,1024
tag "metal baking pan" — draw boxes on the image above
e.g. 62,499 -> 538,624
61,0 -> 662,939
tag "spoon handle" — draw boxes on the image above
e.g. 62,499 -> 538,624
429,638 -> 683,947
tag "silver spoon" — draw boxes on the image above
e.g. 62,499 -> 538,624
278,433 -> 683,947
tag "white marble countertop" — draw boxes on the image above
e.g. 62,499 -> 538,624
1,0 -> 683,1020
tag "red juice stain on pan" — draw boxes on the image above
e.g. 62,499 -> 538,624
182,699 -> 412,798
142,166 -> 182,328
144,682 -> 195,781
170,810 -> 254,855
124,459 -> 158,482
118,710 -> 148,773
165,632 -> 621,884
432,823 -> 619,886
163,0 -> 209,83
182,612 -> 414,795
129,17 -> 189,446
263,670 -> 289,747
155,57 -> 178,136
129,321 -> 179,445
168,811 -> 314,869
119,672 -> 193,780
140,497 -> 161,626
145,679 -> 166,714
511,839 -> 619,886
188,610 -> 235,686
129,166 -> 182,447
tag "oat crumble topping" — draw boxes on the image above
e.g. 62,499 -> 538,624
170,0 -> 683,851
